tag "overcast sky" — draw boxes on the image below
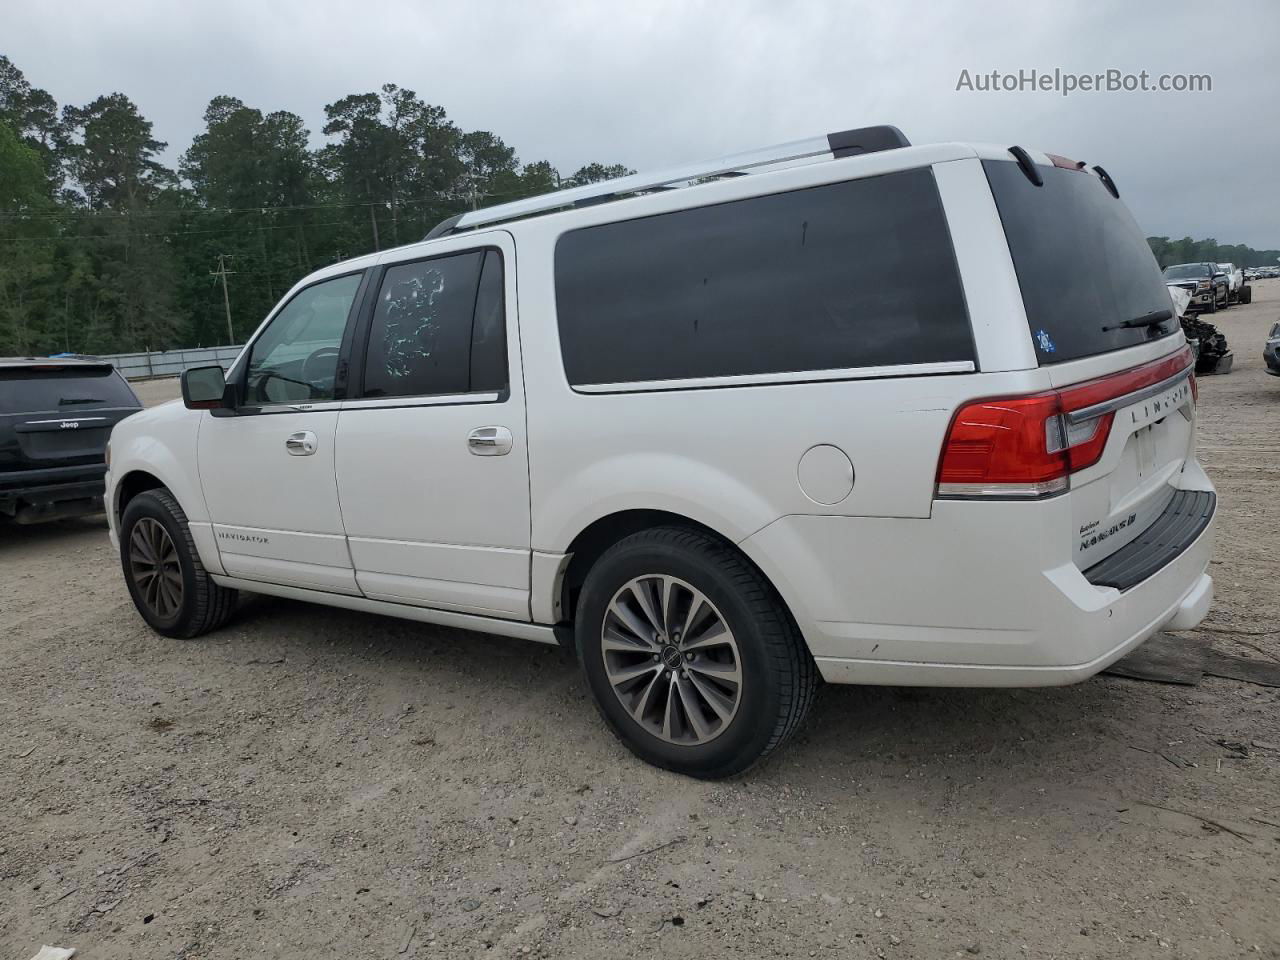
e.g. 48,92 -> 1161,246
6,0 -> 1278,248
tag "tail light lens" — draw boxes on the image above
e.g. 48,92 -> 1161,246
937,346 -> 1194,499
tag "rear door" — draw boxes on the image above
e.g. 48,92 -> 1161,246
983,158 -> 1197,573
198,270 -> 366,593
333,233 -> 532,620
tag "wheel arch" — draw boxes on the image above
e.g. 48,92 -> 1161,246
556,509 -> 807,651
113,468 -> 166,527
111,464 -> 224,576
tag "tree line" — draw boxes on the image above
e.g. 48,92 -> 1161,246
1146,236 -> 1280,271
4,51 -> 1278,358
0,55 -> 632,356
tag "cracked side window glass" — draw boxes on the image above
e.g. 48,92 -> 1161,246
363,251 -> 484,399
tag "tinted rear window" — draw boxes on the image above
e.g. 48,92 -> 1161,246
0,366 -> 138,413
983,160 -> 1178,365
554,168 -> 973,386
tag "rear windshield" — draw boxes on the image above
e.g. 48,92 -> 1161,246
983,160 -> 1178,365
0,366 -> 139,413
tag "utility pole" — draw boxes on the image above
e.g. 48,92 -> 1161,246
460,172 -> 485,211
210,254 -> 236,345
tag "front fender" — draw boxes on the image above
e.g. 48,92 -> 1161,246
107,403 -> 222,574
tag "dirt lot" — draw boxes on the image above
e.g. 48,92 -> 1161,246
3,288 -> 1279,960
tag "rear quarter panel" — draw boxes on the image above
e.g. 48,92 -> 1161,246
515,152 -> 1049,555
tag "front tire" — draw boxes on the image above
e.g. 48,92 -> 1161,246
576,526 -> 817,779
120,489 -> 237,638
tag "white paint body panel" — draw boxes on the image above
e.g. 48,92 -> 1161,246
197,409 -> 356,593
105,400 -> 223,574
742,460 -> 1214,683
333,231 -> 531,620
107,137 -> 1216,689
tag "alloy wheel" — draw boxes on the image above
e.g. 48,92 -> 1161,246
129,517 -> 183,619
601,574 -> 743,745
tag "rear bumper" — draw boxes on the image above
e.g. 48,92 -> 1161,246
810,569 -> 1212,687
0,464 -> 107,520
742,464 -> 1216,687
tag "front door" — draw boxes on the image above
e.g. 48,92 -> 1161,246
334,235 -> 532,620
199,270 -> 365,594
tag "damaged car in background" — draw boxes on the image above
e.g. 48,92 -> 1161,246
1164,266 -> 1234,376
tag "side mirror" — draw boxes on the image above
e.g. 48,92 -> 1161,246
181,365 -> 230,410
1212,272 -> 1225,280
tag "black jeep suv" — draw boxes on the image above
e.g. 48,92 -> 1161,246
1,358 -> 141,524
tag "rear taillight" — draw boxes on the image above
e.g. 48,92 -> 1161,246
937,346 -> 1194,499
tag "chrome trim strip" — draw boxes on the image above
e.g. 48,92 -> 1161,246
255,400 -> 344,414
252,393 -> 501,414
936,478 -> 1068,499
340,392 -> 501,411
1064,367 -> 1192,425
572,360 -> 976,394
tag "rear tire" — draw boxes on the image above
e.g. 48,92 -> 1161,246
120,489 -> 237,638
575,526 -> 817,779
1241,285 -> 1252,304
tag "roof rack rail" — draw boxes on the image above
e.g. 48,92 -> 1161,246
424,125 -> 909,240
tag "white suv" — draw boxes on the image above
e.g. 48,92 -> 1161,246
107,127 -> 1216,778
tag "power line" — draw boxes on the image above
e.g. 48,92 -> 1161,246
0,217 -> 362,245
0,184 -> 543,223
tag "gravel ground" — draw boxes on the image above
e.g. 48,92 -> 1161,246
3,285 -> 1279,959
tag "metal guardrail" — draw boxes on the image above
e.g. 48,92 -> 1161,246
98,345 -> 244,381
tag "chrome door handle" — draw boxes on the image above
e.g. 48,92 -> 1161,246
285,430 -> 318,456
467,426 -> 513,456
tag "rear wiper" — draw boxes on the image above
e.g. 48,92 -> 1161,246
1101,309 -> 1173,333
59,397 -> 101,405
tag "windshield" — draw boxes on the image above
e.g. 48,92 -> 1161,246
984,159 -> 1179,365
1163,264 -> 1209,280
